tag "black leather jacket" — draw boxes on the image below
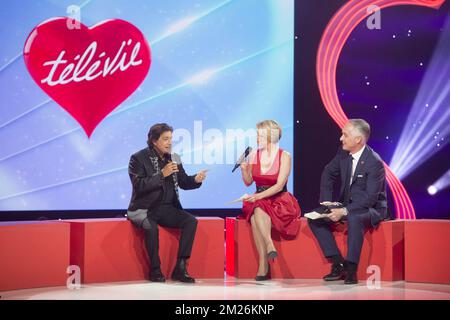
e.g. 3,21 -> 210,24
127,147 -> 202,212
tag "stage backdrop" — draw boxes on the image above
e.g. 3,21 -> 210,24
0,0 -> 294,211
295,0 -> 450,219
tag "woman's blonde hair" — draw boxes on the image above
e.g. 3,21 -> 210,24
256,120 -> 282,144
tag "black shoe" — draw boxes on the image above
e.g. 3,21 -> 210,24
255,265 -> 271,281
323,262 -> 345,281
171,259 -> 195,283
344,271 -> 358,285
149,269 -> 166,282
172,269 -> 195,283
267,251 -> 278,261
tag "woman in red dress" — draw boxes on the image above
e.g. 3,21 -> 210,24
240,120 -> 301,281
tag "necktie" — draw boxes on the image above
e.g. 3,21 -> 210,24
349,155 -> 356,186
343,155 -> 353,205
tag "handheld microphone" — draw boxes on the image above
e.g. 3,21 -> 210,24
170,153 -> 181,166
232,146 -> 252,173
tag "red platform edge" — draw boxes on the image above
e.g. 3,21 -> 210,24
63,217 -> 225,283
226,217 -> 407,281
2,217 -> 450,290
0,222 -> 71,291
405,220 -> 450,285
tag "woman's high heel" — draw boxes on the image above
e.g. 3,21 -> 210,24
267,250 -> 278,261
255,264 -> 271,281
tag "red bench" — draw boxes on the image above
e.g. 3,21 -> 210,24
405,220 -> 450,284
226,217 -> 404,281
0,221 -> 70,291
66,217 -> 224,284
2,216 -> 448,290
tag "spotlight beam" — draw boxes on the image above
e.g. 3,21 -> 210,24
433,168 -> 450,193
150,0 -> 232,46
394,97 -> 449,178
389,10 -> 450,179
392,57 -> 450,161
391,68 -> 450,176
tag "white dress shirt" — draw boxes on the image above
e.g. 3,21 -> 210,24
342,145 -> 366,216
349,145 -> 366,185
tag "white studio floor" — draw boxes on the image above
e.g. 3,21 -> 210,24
2,277 -> 450,300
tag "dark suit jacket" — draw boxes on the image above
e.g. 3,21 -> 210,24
319,145 -> 388,226
127,147 -> 202,212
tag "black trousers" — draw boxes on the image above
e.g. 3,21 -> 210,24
128,204 -> 198,271
308,211 -> 372,264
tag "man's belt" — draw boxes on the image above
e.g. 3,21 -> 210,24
256,185 -> 287,193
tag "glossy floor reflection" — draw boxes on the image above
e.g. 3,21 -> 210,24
2,277 -> 450,300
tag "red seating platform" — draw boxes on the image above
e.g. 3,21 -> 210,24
66,217 -> 224,284
405,220 -> 450,284
226,217 -> 404,281
0,221 -> 70,291
2,216 -> 449,290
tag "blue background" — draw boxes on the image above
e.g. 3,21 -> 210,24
0,0 -> 294,210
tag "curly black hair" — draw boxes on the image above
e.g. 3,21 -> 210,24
147,123 -> 173,148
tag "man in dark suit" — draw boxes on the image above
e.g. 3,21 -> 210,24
308,119 -> 388,284
127,123 -> 207,283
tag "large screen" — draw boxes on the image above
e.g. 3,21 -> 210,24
0,0 -> 294,210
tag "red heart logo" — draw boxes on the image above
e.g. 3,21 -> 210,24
23,18 -> 151,137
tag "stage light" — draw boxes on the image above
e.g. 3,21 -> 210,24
427,185 -> 437,195
428,169 -> 450,195
389,12 -> 450,180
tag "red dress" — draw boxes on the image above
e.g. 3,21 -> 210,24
240,148 -> 301,236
